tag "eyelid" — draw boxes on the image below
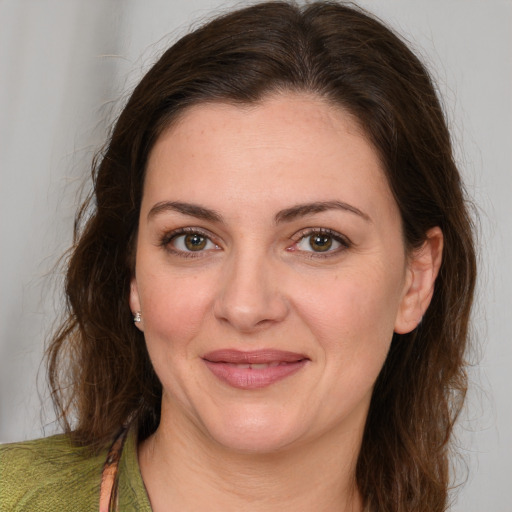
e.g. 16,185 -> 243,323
289,227 -> 351,255
291,227 -> 351,243
160,227 -> 221,256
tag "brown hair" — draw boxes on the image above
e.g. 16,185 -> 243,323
47,2 -> 476,510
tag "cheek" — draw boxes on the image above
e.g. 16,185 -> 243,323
138,269 -> 214,352
293,267 -> 402,366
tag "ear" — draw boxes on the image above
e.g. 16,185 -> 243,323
394,227 -> 443,334
129,277 -> 144,332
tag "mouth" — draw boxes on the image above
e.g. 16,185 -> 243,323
202,349 -> 309,390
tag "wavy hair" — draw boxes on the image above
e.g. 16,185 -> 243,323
47,2 -> 476,511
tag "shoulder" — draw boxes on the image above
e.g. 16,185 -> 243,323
0,434 -> 107,511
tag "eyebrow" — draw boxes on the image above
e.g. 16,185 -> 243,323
274,201 -> 371,224
147,201 -> 224,223
147,199 -> 371,224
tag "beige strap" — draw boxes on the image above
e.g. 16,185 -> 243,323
99,426 -> 130,512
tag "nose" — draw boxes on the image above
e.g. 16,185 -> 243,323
213,251 -> 289,333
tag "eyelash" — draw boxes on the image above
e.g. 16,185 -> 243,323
159,227 -> 351,259
159,227 -> 220,259
289,228 -> 351,258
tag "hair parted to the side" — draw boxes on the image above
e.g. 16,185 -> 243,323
47,2 -> 476,511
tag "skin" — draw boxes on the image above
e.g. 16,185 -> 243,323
130,93 -> 443,512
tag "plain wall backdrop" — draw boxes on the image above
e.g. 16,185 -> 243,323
1,1 -> 510,510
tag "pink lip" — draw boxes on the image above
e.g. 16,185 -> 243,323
202,349 -> 309,390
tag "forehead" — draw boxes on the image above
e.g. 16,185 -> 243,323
143,93 -> 396,224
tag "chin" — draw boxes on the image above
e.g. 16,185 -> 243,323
203,410 -> 306,455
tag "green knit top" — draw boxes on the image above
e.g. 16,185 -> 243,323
0,429 -> 152,511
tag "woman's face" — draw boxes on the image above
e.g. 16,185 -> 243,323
131,94 -> 426,454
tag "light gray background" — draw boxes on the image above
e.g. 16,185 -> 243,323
1,1 -> 510,510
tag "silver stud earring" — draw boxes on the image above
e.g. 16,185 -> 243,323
133,311 -> 142,323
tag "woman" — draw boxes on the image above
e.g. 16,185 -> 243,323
0,1 -> 476,511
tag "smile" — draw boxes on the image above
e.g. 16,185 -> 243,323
224,361 -> 285,369
202,350 -> 309,389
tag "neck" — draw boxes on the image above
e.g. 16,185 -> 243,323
138,403 -> 364,512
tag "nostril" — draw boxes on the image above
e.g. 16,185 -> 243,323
214,292 -> 289,332
213,260 -> 289,331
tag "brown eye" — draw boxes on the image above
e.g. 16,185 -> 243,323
294,229 -> 347,255
168,231 -> 218,253
184,233 -> 207,251
309,234 -> 333,252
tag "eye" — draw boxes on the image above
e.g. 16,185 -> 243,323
162,228 -> 220,255
292,229 -> 350,255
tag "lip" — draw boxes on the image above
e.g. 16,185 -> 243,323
202,349 -> 309,390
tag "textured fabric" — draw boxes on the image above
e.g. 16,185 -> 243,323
0,429 -> 152,511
